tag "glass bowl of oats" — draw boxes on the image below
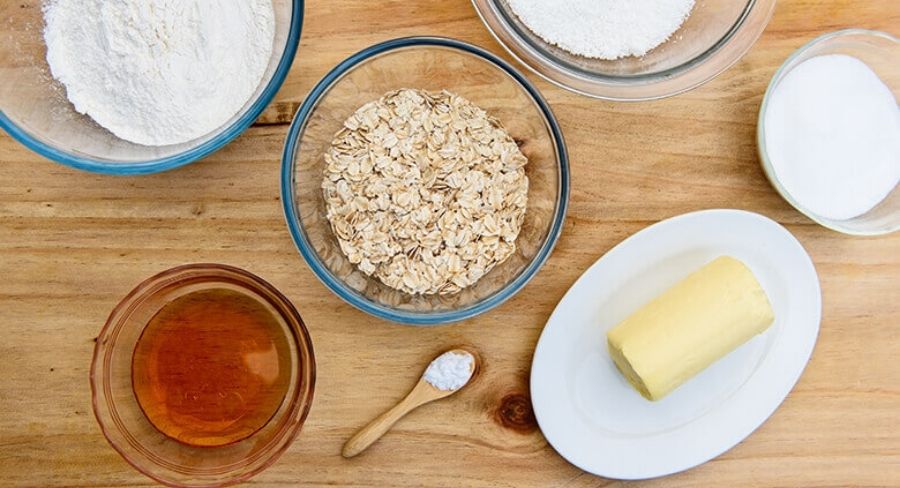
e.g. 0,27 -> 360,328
281,37 -> 569,325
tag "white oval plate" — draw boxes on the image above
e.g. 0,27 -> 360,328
531,209 -> 821,479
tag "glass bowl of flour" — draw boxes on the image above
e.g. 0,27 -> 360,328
472,0 -> 776,100
0,0 -> 303,175
758,29 -> 899,236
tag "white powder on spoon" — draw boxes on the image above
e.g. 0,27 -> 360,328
507,0 -> 695,60
43,0 -> 275,146
424,352 -> 474,391
764,54 -> 900,221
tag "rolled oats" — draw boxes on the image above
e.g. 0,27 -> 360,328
322,89 -> 528,295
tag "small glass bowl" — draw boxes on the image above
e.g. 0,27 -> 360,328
758,29 -> 899,236
91,264 -> 315,487
0,1 -> 303,175
281,37 -> 569,325
471,0 -> 776,101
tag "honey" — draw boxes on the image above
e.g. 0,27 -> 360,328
132,288 -> 292,447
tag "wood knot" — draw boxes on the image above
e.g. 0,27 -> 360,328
495,393 -> 537,433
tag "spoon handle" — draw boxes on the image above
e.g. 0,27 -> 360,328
342,383 -> 431,458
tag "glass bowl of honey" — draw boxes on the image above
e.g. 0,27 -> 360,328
91,264 -> 315,487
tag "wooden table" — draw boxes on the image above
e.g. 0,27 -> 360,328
1,1 -> 898,486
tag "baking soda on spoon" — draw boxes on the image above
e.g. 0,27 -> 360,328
763,54 -> 900,221
424,351 -> 475,391
342,349 -> 477,457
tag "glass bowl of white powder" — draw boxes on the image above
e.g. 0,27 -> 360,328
0,0 -> 303,175
282,37 -> 568,325
758,29 -> 899,236
472,0 -> 777,101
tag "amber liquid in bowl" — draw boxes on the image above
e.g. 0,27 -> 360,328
132,288 -> 292,447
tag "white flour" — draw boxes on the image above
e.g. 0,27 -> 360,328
424,352 -> 474,391
764,55 -> 900,221
507,0 -> 695,60
43,0 -> 275,146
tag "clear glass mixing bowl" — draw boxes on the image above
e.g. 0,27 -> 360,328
0,1 -> 303,175
92,264 -> 316,488
472,0 -> 777,100
281,37 -> 569,325
758,29 -> 899,236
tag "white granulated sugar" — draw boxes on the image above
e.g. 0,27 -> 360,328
424,352 -> 474,391
43,0 -> 275,146
507,0 -> 695,60
764,55 -> 900,221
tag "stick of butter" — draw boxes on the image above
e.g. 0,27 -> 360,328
607,256 -> 774,401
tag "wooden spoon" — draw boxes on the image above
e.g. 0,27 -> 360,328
342,349 -> 478,458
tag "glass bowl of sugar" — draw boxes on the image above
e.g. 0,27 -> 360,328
758,29 -> 899,236
472,0 -> 776,101
0,0 -> 302,175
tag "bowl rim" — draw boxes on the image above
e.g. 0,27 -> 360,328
90,263 -> 316,488
0,0 -> 305,176
280,36 -> 570,325
756,28 -> 900,236
471,0 -> 777,101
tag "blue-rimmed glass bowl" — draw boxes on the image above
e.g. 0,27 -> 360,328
281,37 -> 569,325
0,0 -> 303,175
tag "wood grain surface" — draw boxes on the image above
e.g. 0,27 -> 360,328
1,0 -> 899,487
